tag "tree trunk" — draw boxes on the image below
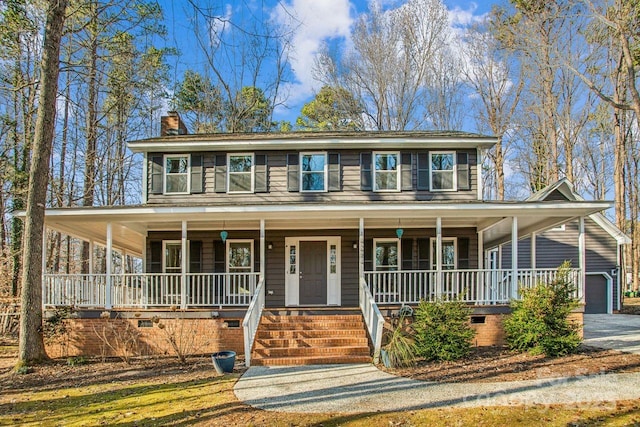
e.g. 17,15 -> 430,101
17,0 -> 67,366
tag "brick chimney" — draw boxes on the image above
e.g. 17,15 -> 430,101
160,111 -> 188,136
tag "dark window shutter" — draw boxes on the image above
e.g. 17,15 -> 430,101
149,241 -> 162,273
287,153 -> 299,192
255,154 -> 268,193
401,238 -> 413,270
214,155 -> 227,193
401,152 -> 413,191
213,240 -> 226,273
328,152 -> 341,192
417,238 -> 430,270
417,152 -> 430,191
189,240 -> 202,273
360,152 -> 372,191
364,238 -> 373,272
458,237 -> 470,269
150,155 -> 163,194
457,152 -> 470,191
190,155 -> 203,193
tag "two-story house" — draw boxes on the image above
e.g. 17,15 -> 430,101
39,112 -> 613,365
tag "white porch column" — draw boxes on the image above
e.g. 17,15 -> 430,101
88,241 -> 94,275
141,234 -> 147,272
260,219 -> 265,281
436,217 -> 442,298
105,223 -> 113,309
359,218 -> 364,282
511,217 -> 518,300
531,232 -> 537,270
181,220 -> 188,309
578,216 -> 586,302
477,230 -> 484,304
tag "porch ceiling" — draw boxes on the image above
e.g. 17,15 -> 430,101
36,201 -> 611,257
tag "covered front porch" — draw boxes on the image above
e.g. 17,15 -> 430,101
40,201 -> 606,311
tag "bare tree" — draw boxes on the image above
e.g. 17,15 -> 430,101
315,0 -> 449,130
460,21 -> 523,200
18,0 -> 67,366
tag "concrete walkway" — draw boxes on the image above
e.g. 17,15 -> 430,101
583,314 -> 640,354
234,364 -> 640,413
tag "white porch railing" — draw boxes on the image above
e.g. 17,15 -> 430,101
359,277 -> 385,363
364,268 -> 582,305
43,272 -> 260,308
242,277 -> 266,367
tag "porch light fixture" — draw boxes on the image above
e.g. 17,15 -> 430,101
396,220 -> 404,239
352,241 -> 358,249
220,221 -> 228,243
268,242 -> 273,250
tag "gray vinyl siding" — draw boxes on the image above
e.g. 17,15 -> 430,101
145,150 -> 478,205
499,218 -> 617,273
146,227 -> 479,307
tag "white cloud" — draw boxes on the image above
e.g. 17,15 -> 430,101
273,0 -> 354,111
448,3 -> 487,28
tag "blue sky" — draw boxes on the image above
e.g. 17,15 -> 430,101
156,0 -> 499,125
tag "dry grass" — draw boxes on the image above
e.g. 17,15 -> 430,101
1,341 -> 640,426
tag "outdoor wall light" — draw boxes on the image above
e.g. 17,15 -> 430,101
352,242 -> 358,249
268,242 -> 273,250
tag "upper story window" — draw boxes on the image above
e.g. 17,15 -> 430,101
228,153 -> 254,193
164,155 -> 190,194
300,152 -> 327,192
430,152 -> 455,192
373,152 -> 400,192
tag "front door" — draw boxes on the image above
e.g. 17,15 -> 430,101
299,241 -> 327,305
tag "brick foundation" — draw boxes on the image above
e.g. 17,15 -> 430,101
46,315 -> 245,359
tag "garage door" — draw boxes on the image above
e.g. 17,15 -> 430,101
585,275 -> 608,314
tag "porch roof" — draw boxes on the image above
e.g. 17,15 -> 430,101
33,200 -> 612,257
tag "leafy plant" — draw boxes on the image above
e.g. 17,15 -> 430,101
504,261 -> 581,357
381,314 -> 416,368
413,299 -> 476,361
66,356 -> 86,366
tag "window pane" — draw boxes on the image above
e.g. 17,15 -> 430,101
432,171 -> 453,190
432,153 -> 453,171
302,172 -> 325,191
166,175 -> 187,193
375,154 -> 397,171
229,243 -> 252,270
165,244 -> 181,271
375,242 -> 398,271
302,154 -> 325,171
229,155 -> 252,172
375,171 -> 398,191
166,157 -> 188,173
229,174 -> 252,192
442,242 -> 455,269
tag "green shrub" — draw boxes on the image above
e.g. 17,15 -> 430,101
412,299 -> 476,361
504,261 -> 581,357
381,314 -> 416,368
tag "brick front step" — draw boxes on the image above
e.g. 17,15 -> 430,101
256,329 -> 367,339
251,312 -> 372,366
251,355 -> 372,366
254,337 -> 369,348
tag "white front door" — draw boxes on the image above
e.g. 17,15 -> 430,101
285,236 -> 341,306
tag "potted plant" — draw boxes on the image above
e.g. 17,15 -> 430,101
211,351 -> 236,374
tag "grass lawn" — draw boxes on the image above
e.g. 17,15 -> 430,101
1,343 -> 640,426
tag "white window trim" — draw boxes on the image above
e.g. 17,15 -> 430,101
373,238 -> 401,271
163,154 -> 190,195
373,151 -> 400,192
429,151 -> 457,192
430,237 -> 458,270
162,240 -> 184,273
226,239 -> 254,273
300,152 -> 328,193
227,153 -> 255,194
